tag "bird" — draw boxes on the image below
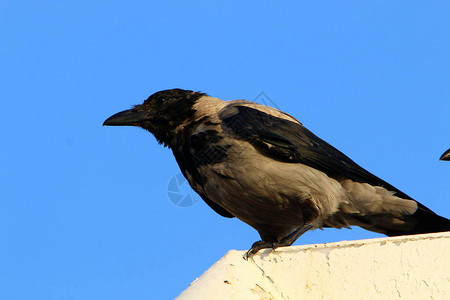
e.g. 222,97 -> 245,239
440,149 -> 450,161
104,88 -> 450,257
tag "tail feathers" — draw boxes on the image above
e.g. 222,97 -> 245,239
384,204 -> 450,236
330,203 -> 450,237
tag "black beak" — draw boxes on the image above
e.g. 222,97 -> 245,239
103,109 -> 150,126
440,149 -> 450,161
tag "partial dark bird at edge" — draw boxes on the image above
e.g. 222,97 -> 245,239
440,149 -> 450,161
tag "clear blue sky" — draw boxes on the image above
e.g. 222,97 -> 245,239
2,1 -> 450,299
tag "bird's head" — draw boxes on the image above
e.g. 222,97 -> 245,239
103,88 -> 206,146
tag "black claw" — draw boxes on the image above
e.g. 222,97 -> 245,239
243,241 -> 274,260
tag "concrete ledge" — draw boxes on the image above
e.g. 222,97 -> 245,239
177,232 -> 450,299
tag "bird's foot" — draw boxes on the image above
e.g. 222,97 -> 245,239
243,240 -> 288,260
243,224 -> 317,260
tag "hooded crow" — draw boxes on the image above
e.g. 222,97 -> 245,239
440,149 -> 450,161
104,88 -> 450,257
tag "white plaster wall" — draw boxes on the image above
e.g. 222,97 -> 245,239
177,232 -> 450,300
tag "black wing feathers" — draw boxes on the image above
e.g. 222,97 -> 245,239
220,105 -> 417,203
221,105 -> 450,233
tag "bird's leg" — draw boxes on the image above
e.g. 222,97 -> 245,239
278,223 -> 314,245
244,224 -> 315,260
